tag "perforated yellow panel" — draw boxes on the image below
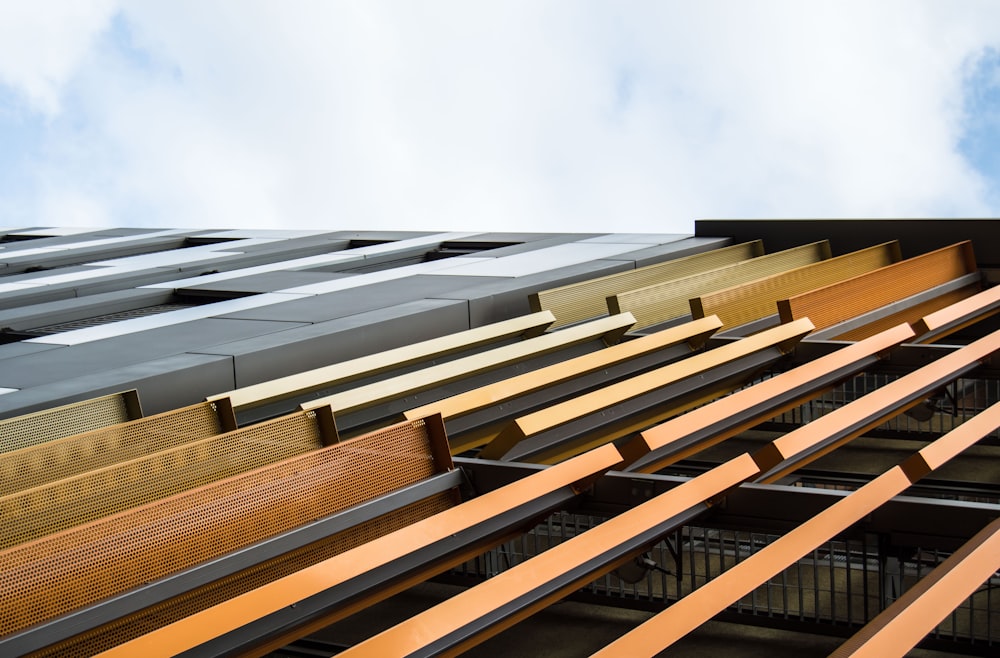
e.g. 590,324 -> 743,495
40,493 -> 456,657
0,410 -> 324,550
0,416 -> 448,641
0,391 -> 140,454
0,401 -> 224,499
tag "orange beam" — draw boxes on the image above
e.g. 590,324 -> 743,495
830,517 -> 1000,658
96,444 -> 623,658
339,454 -> 761,658
621,323 -> 915,472
594,400 -> 1000,657
912,283 -> 1000,343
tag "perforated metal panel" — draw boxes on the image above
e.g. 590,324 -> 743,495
610,241 -> 831,330
834,287 -> 976,341
0,415 -> 450,642
532,241 -> 762,328
0,391 -> 141,454
0,408 -> 325,550
0,401 -> 227,498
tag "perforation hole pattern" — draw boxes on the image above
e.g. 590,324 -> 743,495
40,492 -> 456,656
0,416 -> 441,638
0,402 -> 223,499
0,410 -> 323,550
0,393 -> 133,454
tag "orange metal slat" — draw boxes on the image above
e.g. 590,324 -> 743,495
339,454 -> 761,658
778,242 -> 977,331
912,283 -> 1000,343
477,319 -> 813,461
831,284 -> 976,342
621,323 -> 916,472
830,517 -> 1000,658
752,327 -> 1000,483
690,242 -> 899,329
96,444 -> 624,658
595,400 -> 1000,657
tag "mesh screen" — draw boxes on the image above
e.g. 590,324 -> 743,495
40,493 -> 455,656
0,402 -> 223,498
0,392 -> 136,454
0,416 -> 443,640
0,410 -> 323,550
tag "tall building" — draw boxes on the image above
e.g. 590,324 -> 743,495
0,220 -> 997,656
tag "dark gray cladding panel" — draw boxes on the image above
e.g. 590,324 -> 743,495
217,275 -> 504,323
0,342 -> 63,361
444,234 -> 607,259
179,271 -> 352,295
0,352 -> 235,420
0,286 -> 78,312
0,318 -> 308,389
0,289 -> 176,332
321,230 -> 437,241
0,265 -> 96,282
600,236 -> 735,268
211,235 -> 351,254
431,259 -> 634,326
0,236 -> 190,272
194,298 -> 469,390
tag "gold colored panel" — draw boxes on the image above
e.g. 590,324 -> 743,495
530,241 -> 763,328
0,390 -> 141,454
610,241 -> 831,330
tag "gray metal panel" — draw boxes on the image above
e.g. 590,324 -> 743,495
0,237 -> 191,273
194,229 -> 340,240
0,342 -> 63,361
220,275 -> 504,323
194,298 -> 468,392
578,233 -> 691,244
179,271 -> 352,294
600,236 -> 735,267
437,234 -> 606,259
0,352 -> 235,419
423,242 -> 657,278
0,318 -> 308,389
0,289 -> 176,332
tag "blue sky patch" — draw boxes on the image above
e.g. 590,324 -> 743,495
959,47 -> 1000,205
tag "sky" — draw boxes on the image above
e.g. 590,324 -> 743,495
1,1 -> 999,235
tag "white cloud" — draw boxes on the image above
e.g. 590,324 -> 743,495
2,1 -> 1000,232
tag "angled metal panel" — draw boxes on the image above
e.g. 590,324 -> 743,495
531,240 -> 762,328
610,241 -> 831,330
777,241 -> 978,331
912,282 -> 1000,343
690,242 -> 900,329
0,389 -> 141,453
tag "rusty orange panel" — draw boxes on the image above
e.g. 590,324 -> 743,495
912,283 -> 1000,343
832,285 -> 976,342
752,326 -> 1000,483
477,319 -> 813,461
830,517 -> 1000,658
0,413 -> 451,646
777,242 -> 977,330
691,242 -> 899,329
609,241 -> 831,330
621,323 -> 915,472
338,454 -> 761,658
530,241 -> 763,328
901,399 -> 1000,480
95,444 -> 624,658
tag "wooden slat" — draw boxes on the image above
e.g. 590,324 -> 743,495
621,323 -> 916,473
830,517 -> 1000,658
213,311 -> 556,411
95,444 -> 624,658
778,242 -> 977,331
403,316 -> 723,453
0,390 -> 142,454
338,454 -> 762,658
529,241 -> 763,328
594,400 -> 1000,657
477,319 -> 814,463
610,241 -> 831,330
300,313 -> 636,417
690,242 -> 899,329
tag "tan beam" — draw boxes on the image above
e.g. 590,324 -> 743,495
0,413 -> 454,650
213,310 -> 557,411
477,318 -> 814,462
95,444 -> 624,658
300,313 -> 637,417
830,517 -> 1000,658
530,241 -> 763,328
777,241 -> 977,331
0,403 -> 331,550
404,316 -> 723,453
338,453 -> 762,658
0,389 -> 142,454
691,241 -> 899,329
0,398 -> 235,498
610,241 -> 831,330
621,322 -> 916,473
